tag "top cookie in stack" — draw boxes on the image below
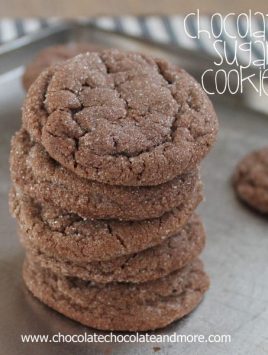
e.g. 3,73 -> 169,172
22,49 -> 218,187
10,48 -> 218,331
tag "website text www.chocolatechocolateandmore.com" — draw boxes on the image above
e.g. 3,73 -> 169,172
20,332 -> 231,344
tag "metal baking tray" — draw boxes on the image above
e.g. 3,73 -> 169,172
0,23 -> 268,355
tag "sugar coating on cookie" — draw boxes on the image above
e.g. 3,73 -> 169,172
233,147 -> 268,213
11,129 -> 201,220
22,49 -> 218,186
23,258 -> 209,331
22,43 -> 100,90
23,214 -> 206,283
10,187 -> 202,263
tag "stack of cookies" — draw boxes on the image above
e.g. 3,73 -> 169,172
10,49 -> 218,331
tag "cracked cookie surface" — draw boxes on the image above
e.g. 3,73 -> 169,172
23,258 -> 209,331
24,214 -> 206,283
22,49 -> 218,186
10,129 -> 201,220
10,186 -> 202,263
22,43 -> 100,91
233,147 -> 268,213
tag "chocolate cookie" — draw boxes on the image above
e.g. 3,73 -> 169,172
22,49 -> 218,186
11,129 -> 201,220
10,186 -> 202,263
23,214 -> 206,283
23,258 -> 209,331
22,43 -> 100,90
233,147 -> 268,214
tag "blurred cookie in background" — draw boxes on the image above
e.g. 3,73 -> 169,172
233,147 -> 268,214
22,42 -> 101,90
